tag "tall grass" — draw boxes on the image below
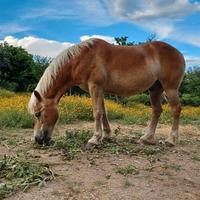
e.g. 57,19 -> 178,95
0,90 -> 200,128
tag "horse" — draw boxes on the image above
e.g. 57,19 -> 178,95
28,38 -> 185,149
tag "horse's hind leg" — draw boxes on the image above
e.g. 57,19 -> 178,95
139,81 -> 163,145
86,83 -> 104,149
165,89 -> 181,146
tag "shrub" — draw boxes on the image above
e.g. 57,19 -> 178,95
123,94 -> 150,106
0,88 -> 15,98
180,94 -> 200,106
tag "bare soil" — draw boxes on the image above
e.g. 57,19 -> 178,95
1,122 -> 200,200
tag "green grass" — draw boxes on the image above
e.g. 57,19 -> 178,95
191,154 -> 200,161
53,130 -> 91,160
0,155 -> 54,199
115,165 -> 139,176
0,89 -> 15,98
0,110 -> 34,129
47,130 -> 165,159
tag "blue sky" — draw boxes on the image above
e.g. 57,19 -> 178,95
0,0 -> 200,67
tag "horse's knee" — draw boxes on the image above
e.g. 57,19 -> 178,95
93,110 -> 104,120
171,105 -> 181,117
153,106 -> 163,117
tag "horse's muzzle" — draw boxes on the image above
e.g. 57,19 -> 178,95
35,130 -> 51,145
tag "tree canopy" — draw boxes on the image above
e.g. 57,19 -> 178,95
0,43 -> 50,92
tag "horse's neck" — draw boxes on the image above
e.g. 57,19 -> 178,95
41,65 -> 73,101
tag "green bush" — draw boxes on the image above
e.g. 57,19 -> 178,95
180,94 -> 200,106
0,88 -> 15,98
123,94 -> 150,106
0,110 -> 33,128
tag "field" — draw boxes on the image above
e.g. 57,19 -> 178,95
0,93 -> 200,200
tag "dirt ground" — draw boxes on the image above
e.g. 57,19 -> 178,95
1,122 -> 200,200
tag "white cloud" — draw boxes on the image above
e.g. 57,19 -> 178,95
13,0 -> 200,48
1,36 -> 74,57
107,0 -> 200,21
80,35 -> 116,44
185,55 -> 200,67
106,0 -> 200,45
0,34 -> 116,58
0,23 -> 30,36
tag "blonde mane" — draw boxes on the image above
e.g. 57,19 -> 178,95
28,38 -> 95,113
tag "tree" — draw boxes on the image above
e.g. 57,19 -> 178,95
115,36 -> 135,46
180,67 -> 200,97
0,43 -> 37,91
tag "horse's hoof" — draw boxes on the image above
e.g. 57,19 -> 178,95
165,140 -> 175,147
139,138 -> 156,145
85,142 -> 97,151
165,137 -> 177,147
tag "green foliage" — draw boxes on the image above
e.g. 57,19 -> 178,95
180,67 -> 200,97
0,43 -> 36,91
115,165 -> 139,176
0,43 -> 50,92
50,129 -> 165,160
180,94 -> 200,106
0,110 -> 33,129
0,155 -> 54,198
123,94 -> 150,106
53,130 -> 91,160
115,36 -> 135,46
0,88 -> 15,97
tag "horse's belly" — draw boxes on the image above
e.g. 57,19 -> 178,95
105,72 -> 156,96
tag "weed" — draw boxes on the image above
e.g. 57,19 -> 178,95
50,130 -> 165,159
162,163 -> 181,171
115,165 -> 139,176
191,155 -> 200,161
0,155 -> 54,199
53,130 -> 91,160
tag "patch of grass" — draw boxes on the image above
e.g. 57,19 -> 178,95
102,137 -> 142,156
115,165 -> 139,176
130,131 -> 144,140
51,130 -> 165,160
0,89 -> 15,98
1,94 -> 200,128
162,163 -> 181,171
191,155 -> 200,161
0,110 -> 33,129
0,155 -> 54,199
53,130 -> 91,160
179,139 -> 191,145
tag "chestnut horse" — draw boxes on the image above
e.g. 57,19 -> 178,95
29,38 -> 185,149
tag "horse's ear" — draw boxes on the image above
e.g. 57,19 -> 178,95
34,90 -> 42,102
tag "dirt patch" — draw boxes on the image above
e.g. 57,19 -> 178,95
1,122 -> 200,200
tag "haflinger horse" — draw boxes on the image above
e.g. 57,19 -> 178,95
28,38 -> 185,149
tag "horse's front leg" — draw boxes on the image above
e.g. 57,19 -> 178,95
102,100 -> 111,138
86,83 -> 104,150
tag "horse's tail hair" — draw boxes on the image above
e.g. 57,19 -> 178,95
161,91 -> 168,102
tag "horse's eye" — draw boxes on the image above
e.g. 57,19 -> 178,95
35,112 -> 41,118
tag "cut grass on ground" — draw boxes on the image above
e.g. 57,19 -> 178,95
0,155 -> 54,199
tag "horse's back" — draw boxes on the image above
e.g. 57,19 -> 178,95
75,39 -> 185,95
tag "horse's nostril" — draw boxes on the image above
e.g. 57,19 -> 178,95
35,135 -> 44,145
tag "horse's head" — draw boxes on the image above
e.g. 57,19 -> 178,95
31,90 -> 59,145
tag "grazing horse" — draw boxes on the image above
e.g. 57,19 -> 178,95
28,38 -> 185,148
